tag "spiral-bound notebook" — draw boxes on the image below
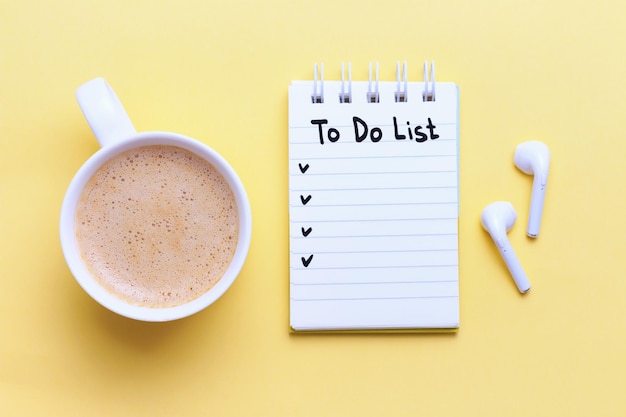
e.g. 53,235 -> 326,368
288,62 -> 460,332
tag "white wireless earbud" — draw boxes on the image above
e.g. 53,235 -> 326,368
481,202 -> 531,293
514,140 -> 550,238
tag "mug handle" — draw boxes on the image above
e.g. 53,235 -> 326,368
76,78 -> 137,147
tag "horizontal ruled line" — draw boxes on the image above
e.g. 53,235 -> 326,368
292,280 -> 457,286
290,170 -> 456,176
291,264 -> 458,270
290,185 -> 457,192
291,154 -> 457,161
290,202 -> 456,209
290,139 -> 456,146
296,217 -> 457,223
291,248 -> 457,255
291,232 -> 457,239
290,295 -> 459,301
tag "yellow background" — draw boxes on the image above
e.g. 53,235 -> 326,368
1,1 -> 625,416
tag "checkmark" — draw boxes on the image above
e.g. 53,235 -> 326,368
301,227 -> 312,237
300,195 -> 312,205
301,255 -> 313,267
298,163 -> 310,173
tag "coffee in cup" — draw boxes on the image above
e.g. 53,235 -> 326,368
75,144 -> 239,308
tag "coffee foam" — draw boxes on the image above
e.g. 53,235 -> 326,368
75,145 -> 239,308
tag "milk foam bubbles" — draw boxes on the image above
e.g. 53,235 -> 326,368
75,145 -> 239,308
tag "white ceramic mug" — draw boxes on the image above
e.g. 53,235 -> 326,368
60,78 -> 252,321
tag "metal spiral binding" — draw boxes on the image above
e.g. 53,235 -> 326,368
423,61 -> 436,102
339,62 -> 352,103
395,61 -> 408,102
311,61 -> 436,103
367,62 -> 380,103
312,63 -> 324,103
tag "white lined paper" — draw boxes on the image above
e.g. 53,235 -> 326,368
289,78 -> 459,331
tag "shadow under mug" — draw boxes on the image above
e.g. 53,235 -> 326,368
60,78 -> 252,322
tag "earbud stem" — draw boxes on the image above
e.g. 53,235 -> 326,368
527,176 -> 547,238
497,238 -> 531,293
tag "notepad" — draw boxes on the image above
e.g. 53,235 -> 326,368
288,62 -> 460,332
